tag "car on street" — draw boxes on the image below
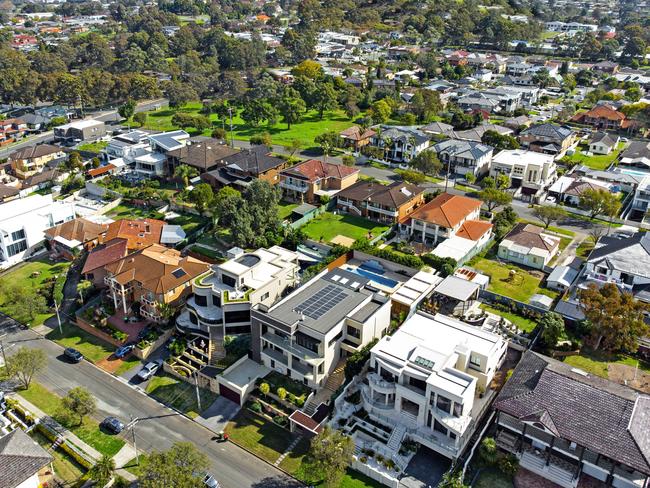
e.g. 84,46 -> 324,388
64,348 -> 84,363
101,416 -> 125,434
203,473 -> 221,488
115,343 -> 135,358
137,359 -> 163,381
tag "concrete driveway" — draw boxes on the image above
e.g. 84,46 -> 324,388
400,446 -> 451,488
195,396 -> 241,434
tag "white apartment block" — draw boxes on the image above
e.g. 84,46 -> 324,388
362,312 -> 507,460
251,268 -> 391,389
0,194 -> 75,269
177,246 -> 299,359
490,149 -> 557,201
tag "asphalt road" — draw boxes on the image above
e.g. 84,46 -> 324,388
0,317 -> 302,488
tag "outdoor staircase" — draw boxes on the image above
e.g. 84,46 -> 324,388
51,436 -> 65,450
387,424 -> 406,452
209,331 -> 226,364
325,359 -> 347,392
303,399 -> 318,416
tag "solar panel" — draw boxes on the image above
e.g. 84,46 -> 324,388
414,356 -> 435,370
295,284 -> 347,320
172,268 -> 187,278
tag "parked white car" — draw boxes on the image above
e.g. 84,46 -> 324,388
137,359 -> 163,380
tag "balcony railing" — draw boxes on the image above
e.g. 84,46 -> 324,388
279,180 -> 308,192
262,333 -> 323,363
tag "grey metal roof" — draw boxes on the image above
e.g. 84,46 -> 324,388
521,123 -> 574,141
433,275 -> 479,301
495,351 -> 650,475
587,234 -> 650,279
0,429 -> 52,488
621,141 -> 650,160
434,139 -> 493,161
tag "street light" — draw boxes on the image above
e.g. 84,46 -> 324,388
129,415 -> 140,466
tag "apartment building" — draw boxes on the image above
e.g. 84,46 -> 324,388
335,180 -> 425,224
251,268 -> 391,389
279,159 -> 359,204
490,149 -> 557,201
0,194 -> 76,268
363,312 -> 507,460
176,246 -> 299,360
53,119 -> 105,143
494,351 -> 650,488
103,244 -> 209,322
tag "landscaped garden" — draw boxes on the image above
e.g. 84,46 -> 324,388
479,304 -> 538,334
471,258 -> 558,302
301,212 -> 390,243
19,382 -> 125,457
141,102 -> 355,148
563,142 -> 625,171
145,373 -> 217,418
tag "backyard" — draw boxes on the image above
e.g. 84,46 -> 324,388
145,373 -> 217,419
564,142 -> 625,171
0,259 -> 71,327
472,468 -> 514,488
19,382 -> 125,457
563,349 -> 650,380
106,203 -> 208,235
301,212 -> 390,244
278,200 -> 299,220
77,141 -> 108,153
480,304 -> 538,334
142,102 -> 355,148
471,258 -> 558,303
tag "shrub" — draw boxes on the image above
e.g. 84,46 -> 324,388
499,454 -> 519,478
277,387 -> 287,401
259,382 -> 270,396
294,396 -> 305,407
250,401 -> 262,413
479,437 -> 498,466
360,456 -> 368,463
273,415 -> 288,427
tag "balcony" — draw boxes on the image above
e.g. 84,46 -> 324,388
141,295 -> 157,307
292,359 -> 314,379
262,333 -> 323,364
262,347 -> 289,366
361,385 -> 395,410
584,272 -> 633,290
176,310 -> 210,336
279,180 -> 308,193
186,296 -> 223,324
432,406 -> 471,434
224,288 -> 252,303
366,204 -> 399,217
368,373 -> 396,394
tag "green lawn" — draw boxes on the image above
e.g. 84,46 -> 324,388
278,201 -> 299,220
77,141 -> 108,152
518,219 -> 576,237
106,204 -> 165,220
480,305 -> 538,334
225,411 -> 294,464
301,212 -> 389,243
471,258 -> 558,303
145,374 -> 217,418
565,143 -> 624,171
0,259 -> 71,326
31,430 -> 86,483
563,350 -> 650,379
142,102 -> 355,148
19,382 -> 125,457
576,240 -> 594,258
46,323 -> 114,363
474,468 -> 514,488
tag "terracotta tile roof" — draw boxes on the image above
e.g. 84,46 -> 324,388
82,238 -> 129,274
456,220 -> 493,241
45,217 -> 108,244
87,164 -> 116,178
405,193 -> 481,228
339,126 -> 376,141
580,105 -> 626,121
8,144 -> 62,161
289,410 -> 323,434
103,218 -> 165,250
281,159 -> 359,182
502,223 -> 560,252
103,244 -> 209,295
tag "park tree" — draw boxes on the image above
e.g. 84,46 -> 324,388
291,59 -> 324,80
578,283 -> 649,352
539,312 -> 565,348
241,99 -> 278,127
532,205 -> 566,229
139,442 -> 209,488
62,386 -> 96,425
579,188 -> 621,220
89,455 -> 116,486
8,347 -> 47,389
173,164 -> 198,187
312,81 -> 339,119
288,139 -> 302,160
409,150 -> 442,176
190,183 -> 214,215
133,112 -> 147,127
118,99 -> 136,121
278,87 -> 306,129
162,80 -> 198,108
309,426 -> 355,488
479,188 -> 512,212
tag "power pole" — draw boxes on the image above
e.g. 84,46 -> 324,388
0,340 -> 7,369
445,158 -> 451,192
53,299 -> 63,335
194,372 -> 202,412
130,415 -> 139,466
228,107 -> 234,148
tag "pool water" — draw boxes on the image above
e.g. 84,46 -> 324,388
348,267 -> 399,288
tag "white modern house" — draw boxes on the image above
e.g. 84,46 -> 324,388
176,246 -> 300,362
0,194 -> 75,269
133,130 -> 190,176
251,267 -> 391,390
490,149 -> 557,202
362,311 -> 507,460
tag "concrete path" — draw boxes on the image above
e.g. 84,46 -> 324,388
274,435 -> 302,467
195,396 -> 240,434
113,442 -> 137,468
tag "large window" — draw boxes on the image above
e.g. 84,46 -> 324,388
11,229 -> 26,242
221,274 -> 237,287
7,240 -> 27,257
408,376 -> 427,393
195,295 -> 208,307
434,419 -> 447,435
436,394 -> 452,414
469,355 -> 482,370
347,325 -> 361,339
224,309 -> 250,324
453,402 -> 463,418
295,331 -> 319,353
212,294 -> 221,307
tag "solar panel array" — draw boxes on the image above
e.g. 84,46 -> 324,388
414,356 -> 435,370
295,284 -> 347,320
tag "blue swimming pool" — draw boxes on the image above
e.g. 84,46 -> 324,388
348,267 -> 399,288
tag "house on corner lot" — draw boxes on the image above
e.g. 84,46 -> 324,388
493,350 -> 650,488
335,180 -> 425,224
8,144 -> 65,179
279,159 -> 359,204
571,105 -> 637,132
498,223 -> 560,269
433,140 -> 494,177
362,311 -> 507,460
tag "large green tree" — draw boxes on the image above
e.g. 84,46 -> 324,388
8,347 -> 47,389
308,426 -> 355,488
579,188 -> 621,220
278,87 -> 306,129
62,386 -> 97,426
139,442 -> 210,488
532,205 -> 566,229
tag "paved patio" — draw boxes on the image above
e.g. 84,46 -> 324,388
108,314 -> 149,342
400,446 -> 450,488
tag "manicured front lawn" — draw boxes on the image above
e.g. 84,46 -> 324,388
142,102 -> 355,148
471,258 -> 558,303
145,373 -> 217,418
46,323 -> 115,363
77,141 -> 108,152
565,142 -> 624,171
225,411 -> 294,464
31,430 -> 86,483
301,212 -> 390,243
480,305 -> 538,334
0,259 -> 71,326
19,382 -> 125,457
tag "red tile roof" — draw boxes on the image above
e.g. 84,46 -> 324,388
281,159 -> 359,182
339,126 -> 376,141
405,193 -> 481,228
87,164 -> 116,178
456,220 -> 493,241
82,238 -> 128,274
103,218 -> 165,250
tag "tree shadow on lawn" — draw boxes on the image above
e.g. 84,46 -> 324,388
338,214 -> 385,231
227,412 -> 295,455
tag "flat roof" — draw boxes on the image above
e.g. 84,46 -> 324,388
433,275 -> 480,301
221,358 -> 270,388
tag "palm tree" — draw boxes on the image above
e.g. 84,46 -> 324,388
174,164 -> 199,188
89,454 -> 116,486
77,279 -> 93,304
382,136 -> 393,162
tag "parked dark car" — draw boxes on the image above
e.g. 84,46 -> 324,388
115,343 -> 135,359
64,348 -> 83,363
101,416 -> 125,434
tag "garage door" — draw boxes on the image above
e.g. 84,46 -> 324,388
219,384 -> 241,405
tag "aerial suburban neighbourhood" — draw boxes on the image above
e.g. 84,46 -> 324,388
0,0 -> 650,487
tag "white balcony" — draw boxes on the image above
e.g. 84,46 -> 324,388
368,373 -> 396,394
279,180 -> 308,193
